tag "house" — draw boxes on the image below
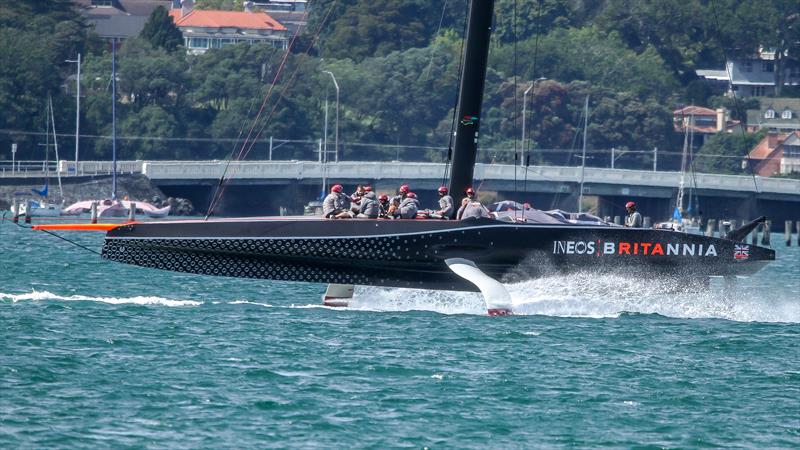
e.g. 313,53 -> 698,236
169,0 -> 288,54
253,0 -> 308,35
746,131 -> 800,176
696,49 -> 800,97
746,98 -> 800,133
75,0 -> 173,40
672,106 -> 740,146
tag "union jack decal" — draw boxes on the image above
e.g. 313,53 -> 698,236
734,244 -> 750,260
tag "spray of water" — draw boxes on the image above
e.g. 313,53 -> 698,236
0,290 -> 202,307
348,272 -> 800,323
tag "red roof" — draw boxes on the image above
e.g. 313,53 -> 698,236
673,106 -> 717,117
747,132 -> 796,160
169,9 -> 286,31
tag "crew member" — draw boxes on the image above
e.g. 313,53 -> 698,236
399,192 -> 420,219
358,189 -> 380,218
624,201 -> 642,228
391,184 -> 410,205
457,197 -> 490,220
378,194 -> 391,218
322,184 -> 352,219
351,185 -> 366,204
465,187 -> 476,201
428,186 -> 454,219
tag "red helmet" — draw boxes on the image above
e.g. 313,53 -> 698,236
438,186 -> 448,194
379,194 -> 389,201
625,201 -> 636,209
332,184 -> 343,193
399,184 -> 409,194
465,187 -> 475,196
364,186 -> 373,192
406,192 -> 417,198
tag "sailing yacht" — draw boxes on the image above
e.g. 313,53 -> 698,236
19,96 -> 63,218
655,108 -> 702,234
35,0 -> 774,315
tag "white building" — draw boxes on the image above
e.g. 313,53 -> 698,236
697,49 -> 800,97
169,0 -> 288,54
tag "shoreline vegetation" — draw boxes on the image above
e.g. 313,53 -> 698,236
1,0 -> 798,175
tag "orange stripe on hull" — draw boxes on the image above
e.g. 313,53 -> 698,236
32,223 -> 132,231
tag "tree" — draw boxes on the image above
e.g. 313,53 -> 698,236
118,39 -> 189,112
694,131 -> 765,175
0,0 -> 93,160
492,27 -> 680,101
140,6 -> 184,52
119,105 -> 181,159
492,0 -> 574,44
308,0 -> 462,60
716,0 -> 800,96
595,0 -> 720,84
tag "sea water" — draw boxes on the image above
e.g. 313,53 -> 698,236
1,223 -> 798,448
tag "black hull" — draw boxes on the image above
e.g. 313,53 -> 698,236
101,217 -> 775,292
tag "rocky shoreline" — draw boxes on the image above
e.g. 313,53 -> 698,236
0,174 -> 194,215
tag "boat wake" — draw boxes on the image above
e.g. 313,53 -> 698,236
348,272 -> 800,323
0,290 -> 202,307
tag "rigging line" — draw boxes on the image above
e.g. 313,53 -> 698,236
207,18 -> 307,209
207,3 -> 333,216
204,94 -> 260,220
524,0 -> 544,161
512,0 -> 519,219
235,1 -> 340,163
13,221 -> 100,255
234,12 -> 309,160
708,0 -> 760,195
521,0 -> 544,209
423,0 -> 450,82
206,42 -> 301,217
551,100 -> 585,210
442,0 -> 470,187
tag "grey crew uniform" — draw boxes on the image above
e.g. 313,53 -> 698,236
358,191 -> 380,218
322,192 -> 351,217
457,201 -> 490,220
399,197 -> 420,219
437,195 -> 454,218
625,211 -> 642,228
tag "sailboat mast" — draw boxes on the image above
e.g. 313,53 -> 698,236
447,0 -> 494,209
49,95 -> 64,199
578,95 -> 588,213
111,38 -> 117,201
677,111 -> 691,215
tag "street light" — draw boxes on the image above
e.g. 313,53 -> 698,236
66,53 -> 81,172
522,77 -> 547,166
322,70 -> 339,163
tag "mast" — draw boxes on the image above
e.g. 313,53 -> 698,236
49,95 -> 64,199
74,53 -> 81,171
447,0 -> 494,211
111,38 -> 117,200
676,111 -> 691,216
578,95 -> 588,213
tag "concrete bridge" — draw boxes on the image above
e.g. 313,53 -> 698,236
4,160 -> 800,221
